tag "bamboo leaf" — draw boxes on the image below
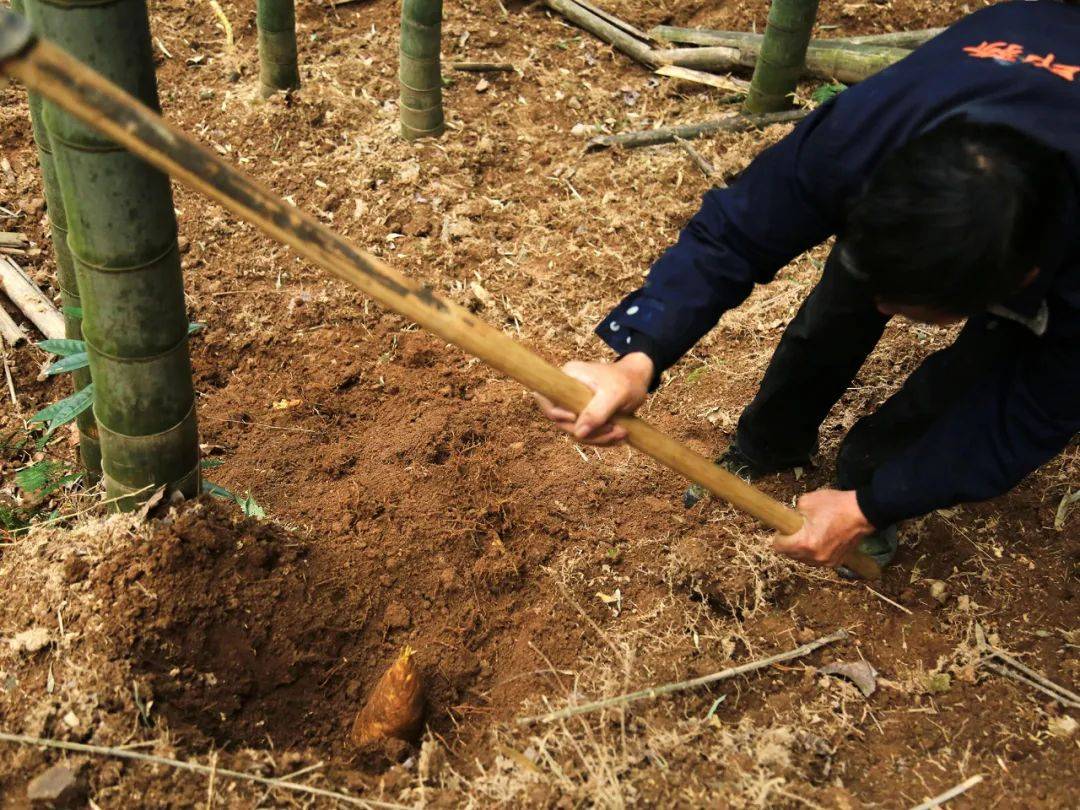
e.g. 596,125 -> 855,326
30,384 -> 94,427
38,338 -> 87,357
15,460 -> 63,495
188,321 -> 206,335
239,491 -> 266,518
811,82 -> 846,104
45,352 -> 90,376
202,479 -> 234,499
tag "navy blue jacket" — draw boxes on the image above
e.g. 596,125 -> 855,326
597,1 -> 1080,527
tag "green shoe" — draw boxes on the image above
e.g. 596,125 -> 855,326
683,446 -> 799,508
838,525 -> 899,579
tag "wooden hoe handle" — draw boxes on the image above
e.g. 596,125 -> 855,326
0,22 -> 881,581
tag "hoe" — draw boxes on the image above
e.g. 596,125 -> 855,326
0,11 -> 879,580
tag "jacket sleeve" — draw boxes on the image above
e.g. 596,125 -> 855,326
856,312 -> 1080,527
596,103 -> 851,374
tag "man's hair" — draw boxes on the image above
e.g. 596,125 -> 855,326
842,119 -> 1067,314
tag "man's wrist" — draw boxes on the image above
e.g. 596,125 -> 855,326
616,352 -> 655,392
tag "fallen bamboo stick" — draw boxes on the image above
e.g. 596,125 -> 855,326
449,61 -> 515,73
0,732 -> 406,810
909,774 -> 983,810
673,136 -> 718,179
653,42 -> 909,85
650,25 -> 945,51
0,256 -> 64,340
0,302 -> 28,347
517,629 -> 849,725
655,64 -> 750,93
586,108 -> 809,150
544,0 -> 658,68
570,0 -> 653,43
0,230 -> 29,249
834,28 -> 945,48
986,647 -> 1080,706
0,15 -> 880,580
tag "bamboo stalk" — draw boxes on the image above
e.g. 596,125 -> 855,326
745,0 -> 820,112
654,41 -> 909,85
0,256 -> 64,339
650,25 -> 945,51
517,630 -> 849,725
0,24 -> 882,580
399,0 -> 444,139
0,302 -> 28,347
544,0 -> 657,68
257,0 -> 300,97
27,0 -> 198,509
21,0 -> 100,477
585,108 -> 809,150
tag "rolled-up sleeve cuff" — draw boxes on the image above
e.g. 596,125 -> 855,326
855,485 -> 892,531
595,292 -> 686,380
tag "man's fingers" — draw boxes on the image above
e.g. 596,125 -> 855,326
533,393 -> 577,423
574,388 -> 624,440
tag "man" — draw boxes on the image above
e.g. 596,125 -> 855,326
536,0 -> 1079,575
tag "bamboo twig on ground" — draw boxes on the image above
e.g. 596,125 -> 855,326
0,256 -> 64,340
517,629 -> 848,725
0,732 -> 407,810
673,136 -> 717,178
449,61 -> 515,72
909,774 -> 983,810
0,303 -> 28,347
2,345 -> 18,409
544,0 -> 657,68
586,108 -> 808,150
986,647 -> 1080,705
981,659 -> 1080,709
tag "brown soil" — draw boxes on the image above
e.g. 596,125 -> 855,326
1,0 -> 1077,807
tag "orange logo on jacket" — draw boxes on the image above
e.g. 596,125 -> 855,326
964,41 -> 1079,81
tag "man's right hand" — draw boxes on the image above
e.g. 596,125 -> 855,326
534,352 -> 655,446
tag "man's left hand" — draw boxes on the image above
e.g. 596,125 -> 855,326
773,489 -> 875,567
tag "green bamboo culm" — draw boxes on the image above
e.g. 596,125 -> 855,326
28,0 -> 199,510
12,0 -> 101,477
744,0 -> 821,113
257,0 -> 300,97
399,0 -> 444,140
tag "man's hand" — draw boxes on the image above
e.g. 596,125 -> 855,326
534,353 -> 655,446
773,489 -> 874,567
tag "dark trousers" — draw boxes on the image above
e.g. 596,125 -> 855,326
735,247 -> 1036,491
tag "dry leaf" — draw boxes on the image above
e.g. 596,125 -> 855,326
819,660 -> 878,697
271,398 -> 302,410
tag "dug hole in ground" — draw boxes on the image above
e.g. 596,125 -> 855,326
1,0 -> 1077,806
